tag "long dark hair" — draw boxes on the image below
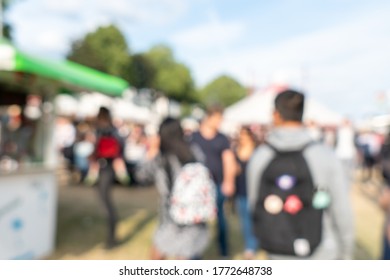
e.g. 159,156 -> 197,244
240,125 -> 259,146
159,117 -> 195,165
159,117 -> 195,187
96,106 -> 113,130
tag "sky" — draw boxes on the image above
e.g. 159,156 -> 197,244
4,0 -> 390,121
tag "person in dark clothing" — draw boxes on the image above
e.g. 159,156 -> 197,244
90,107 -> 125,249
247,89 -> 354,260
190,105 -> 236,258
233,126 -> 259,259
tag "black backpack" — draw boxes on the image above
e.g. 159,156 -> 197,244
253,142 -> 327,257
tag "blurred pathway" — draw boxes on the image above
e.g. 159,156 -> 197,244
48,169 -> 386,260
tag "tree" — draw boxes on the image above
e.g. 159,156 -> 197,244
146,45 -> 174,68
199,75 -> 247,107
67,24 -> 130,77
1,0 -> 14,39
125,53 -> 155,89
154,62 -> 196,102
145,45 -> 196,103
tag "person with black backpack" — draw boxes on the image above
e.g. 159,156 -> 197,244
247,89 -> 354,259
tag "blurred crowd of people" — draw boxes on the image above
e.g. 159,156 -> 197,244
0,105 -> 39,171
56,112 -> 386,189
52,89 -> 390,260
56,115 -> 148,187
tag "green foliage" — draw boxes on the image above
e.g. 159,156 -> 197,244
66,32 -> 196,103
1,0 -> 15,40
145,45 -> 196,103
146,45 -> 175,67
2,22 -> 11,39
64,25 -> 245,107
199,75 -> 247,107
1,0 -> 11,6
154,63 -> 195,102
67,25 -> 130,77
125,53 -> 155,89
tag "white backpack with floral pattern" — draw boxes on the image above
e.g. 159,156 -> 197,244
169,162 -> 217,225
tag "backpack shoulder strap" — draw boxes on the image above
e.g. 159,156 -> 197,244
264,141 -> 315,154
164,154 -> 186,194
264,141 -> 280,154
301,141 -> 316,151
162,155 -> 174,193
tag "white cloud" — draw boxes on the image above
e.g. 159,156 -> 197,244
6,0 -> 190,57
42,0 -> 83,14
41,0 -> 187,27
184,9 -> 390,119
38,0 -> 189,26
120,0 -> 189,25
203,9 -> 387,78
35,31 -> 69,54
171,19 -> 245,51
6,5 -> 76,57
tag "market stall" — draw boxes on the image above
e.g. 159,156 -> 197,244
0,39 -> 129,259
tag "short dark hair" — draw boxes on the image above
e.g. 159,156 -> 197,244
274,89 -> 305,122
205,104 -> 224,117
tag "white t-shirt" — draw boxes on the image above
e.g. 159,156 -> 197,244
335,127 -> 356,160
125,140 -> 146,162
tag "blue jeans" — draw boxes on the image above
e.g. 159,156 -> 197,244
236,195 -> 258,252
216,186 -> 229,257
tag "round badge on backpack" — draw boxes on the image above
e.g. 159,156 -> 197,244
284,195 -> 303,215
276,174 -> 296,191
312,190 -> 331,209
264,194 -> 284,215
294,238 -> 310,256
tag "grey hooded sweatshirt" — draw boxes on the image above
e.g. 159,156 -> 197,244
247,126 -> 355,259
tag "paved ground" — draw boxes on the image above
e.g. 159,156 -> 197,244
46,169 -> 386,260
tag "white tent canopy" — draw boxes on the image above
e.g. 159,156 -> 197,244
54,92 -> 153,123
222,86 -> 344,133
112,98 -> 152,124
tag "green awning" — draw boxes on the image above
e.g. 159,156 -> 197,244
0,39 -> 129,96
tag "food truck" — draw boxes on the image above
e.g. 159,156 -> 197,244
0,39 -> 129,259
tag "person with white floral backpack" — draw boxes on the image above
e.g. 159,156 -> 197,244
135,117 -> 216,260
